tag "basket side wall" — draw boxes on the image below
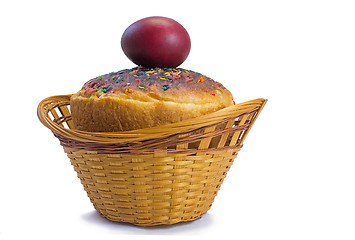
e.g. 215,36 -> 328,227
65,147 -> 238,226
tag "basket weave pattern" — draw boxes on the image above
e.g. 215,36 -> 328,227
38,95 -> 266,226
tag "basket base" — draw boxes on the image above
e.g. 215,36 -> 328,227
94,206 -> 209,226
89,193 -> 214,226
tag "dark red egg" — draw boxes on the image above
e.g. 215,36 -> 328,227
121,16 -> 191,68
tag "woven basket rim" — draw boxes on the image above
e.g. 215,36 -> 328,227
37,94 -> 267,144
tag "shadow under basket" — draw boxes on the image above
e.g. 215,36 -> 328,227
37,94 -> 267,226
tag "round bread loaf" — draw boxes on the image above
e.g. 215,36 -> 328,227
70,67 -> 234,132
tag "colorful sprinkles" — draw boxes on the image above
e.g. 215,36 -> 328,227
162,85 -> 170,91
124,88 -> 132,94
79,67 -> 228,99
197,77 -> 205,83
185,76 -> 193,83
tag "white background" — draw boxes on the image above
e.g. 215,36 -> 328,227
1,0 -> 354,239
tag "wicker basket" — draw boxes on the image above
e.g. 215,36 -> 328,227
37,94 -> 266,226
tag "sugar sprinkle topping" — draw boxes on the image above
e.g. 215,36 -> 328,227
80,66 -> 226,99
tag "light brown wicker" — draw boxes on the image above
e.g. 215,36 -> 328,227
37,94 -> 267,226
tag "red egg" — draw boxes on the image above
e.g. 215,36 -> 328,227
121,16 -> 191,68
